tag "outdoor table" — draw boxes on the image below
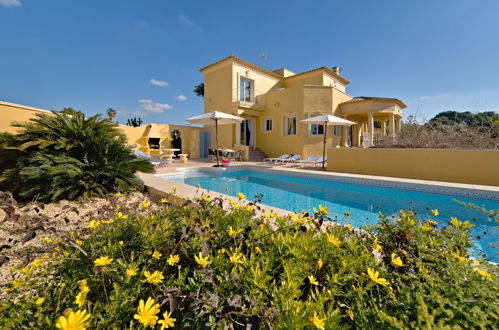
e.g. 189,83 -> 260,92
160,149 -> 180,156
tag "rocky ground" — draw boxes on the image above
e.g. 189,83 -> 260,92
0,191 -> 158,297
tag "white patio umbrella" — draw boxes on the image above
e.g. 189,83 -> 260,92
301,114 -> 356,169
187,111 -> 244,167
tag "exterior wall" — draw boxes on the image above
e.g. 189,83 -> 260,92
0,102 -> 202,159
0,102 -> 53,133
203,63 -> 235,149
323,74 -> 346,93
327,148 -> 499,186
119,124 -> 201,158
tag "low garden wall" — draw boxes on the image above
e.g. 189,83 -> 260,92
327,148 -> 499,186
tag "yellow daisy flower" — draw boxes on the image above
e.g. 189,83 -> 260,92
194,252 -> 211,268
390,253 -> 404,267
42,237 -> 53,243
327,233 -> 341,247
309,311 -> 326,329
133,297 -> 160,328
308,275 -> 319,286
126,265 -> 139,277
35,297 -> 45,306
143,270 -> 165,285
167,254 -> 180,266
367,267 -> 390,286
152,250 -> 162,260
55,309 -> 91,330
237,192 -> 247,200
74,292 -> 86,308
475,267 -> 493,281
158,311 -> 176,329
229,252 -> 245,264
431,209 -> 439,216
228,226 -> 243,237
141,201 -> 151,208
317,259 -> 324,270
93,256 -> 112,267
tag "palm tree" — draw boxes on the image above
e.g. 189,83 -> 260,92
106,108 -> 117,121
0,111 -> 154,202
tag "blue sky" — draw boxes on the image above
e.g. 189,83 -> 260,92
1,0 -> 498,125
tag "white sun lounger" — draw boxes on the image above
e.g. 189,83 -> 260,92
264,154 -> 290,164
278,154 -> 302,164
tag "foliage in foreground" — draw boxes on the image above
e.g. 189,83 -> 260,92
1,194 -> 498,329
0,111 -> 154,202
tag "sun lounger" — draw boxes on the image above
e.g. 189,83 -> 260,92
278,154 -> 302,164
264,154 -> 290,164
134,150 -> 172,168
296,156 -> 318,166
310,156 -> 327,167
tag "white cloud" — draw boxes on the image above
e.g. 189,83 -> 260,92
136,99 -> 172,114
174,94 -> 187,101
0,0 -> 22,7
149,78 -> 170,87
178,14 -> 193,26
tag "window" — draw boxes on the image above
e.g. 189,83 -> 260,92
284,116 -> 296,136
310,124 -> 324,136
263,118 -> 272,132
240,78 -> 253,102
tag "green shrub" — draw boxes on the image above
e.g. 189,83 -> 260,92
0,111 -> 154,202
1,196 -> 497,329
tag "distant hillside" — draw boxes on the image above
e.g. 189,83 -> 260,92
427,111 -> 499,127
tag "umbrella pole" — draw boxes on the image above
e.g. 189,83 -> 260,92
215,118 -> 220,167
322,122 -> 327,169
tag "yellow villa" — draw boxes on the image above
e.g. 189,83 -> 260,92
200,56 -> 406,160
0,56 -> 406,162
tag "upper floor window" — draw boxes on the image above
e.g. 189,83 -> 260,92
240,78 -> 253,102
310,124 -> 324,136
263,118 -> 272,132
284,116 -> 296,136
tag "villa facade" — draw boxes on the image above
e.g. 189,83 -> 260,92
0,56 -> 406,161
201,56 -> 406,158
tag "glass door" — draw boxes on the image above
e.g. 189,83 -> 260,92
239,120 -> 253,146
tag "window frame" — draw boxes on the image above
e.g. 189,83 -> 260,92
262,117 -> 273,132
239,77 -> 253,102
283,116 -> 297,136
310,123 -> 325,136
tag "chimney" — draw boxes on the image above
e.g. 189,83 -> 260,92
331,66 -> 342,75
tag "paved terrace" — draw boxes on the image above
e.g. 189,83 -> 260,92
137,158 -> 499,217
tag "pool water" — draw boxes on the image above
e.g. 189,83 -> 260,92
164,169 -> 499,262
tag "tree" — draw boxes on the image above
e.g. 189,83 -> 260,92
0,111 -> 154,202
106,108 -> 117,120
194,83 -> 204,97
126,117 -> 143,127
60,107 -> 82,115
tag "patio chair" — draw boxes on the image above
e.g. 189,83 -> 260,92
264,154 -> 290,164
134,150 -> 172,168
278,154 -> 302,165
296,155 -> 318,166
310,156 -> 327,167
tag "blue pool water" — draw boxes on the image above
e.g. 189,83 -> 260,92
164,168 -> 499,262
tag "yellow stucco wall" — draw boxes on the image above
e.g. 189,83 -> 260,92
0,101 -> 202,158
0,102 -> 53,133
327,148 -> 499,186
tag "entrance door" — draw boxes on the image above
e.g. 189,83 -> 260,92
239,119 -> 254,146
199,131 -> 211,158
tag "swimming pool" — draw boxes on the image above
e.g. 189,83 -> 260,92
161,166 -> 499,262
